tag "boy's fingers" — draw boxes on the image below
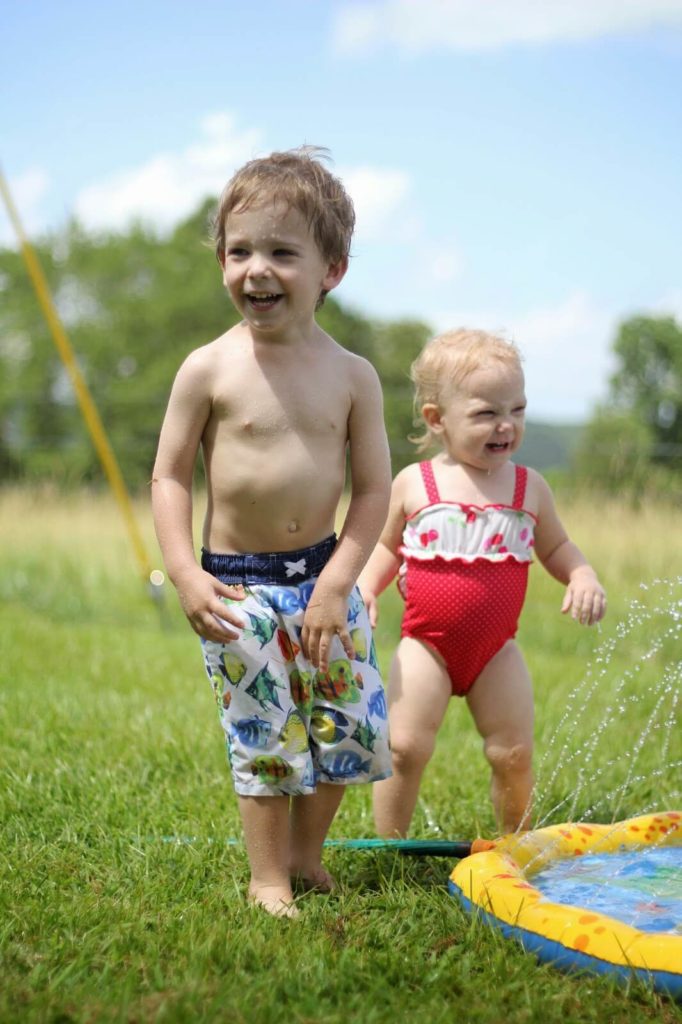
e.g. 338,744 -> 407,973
218,582 -> 246,601
338,627 -> 356,661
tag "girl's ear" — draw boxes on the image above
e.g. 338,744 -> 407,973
421,403 -> 444,434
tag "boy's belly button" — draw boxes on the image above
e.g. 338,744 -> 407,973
287,519 -> 300,533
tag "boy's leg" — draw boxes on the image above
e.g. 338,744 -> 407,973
466,640 -> 534,834
238,794 -> 298,917
373,637 -> 451,838
289,783 -> 346,891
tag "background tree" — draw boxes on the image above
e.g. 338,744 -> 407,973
573,315 -> 682,496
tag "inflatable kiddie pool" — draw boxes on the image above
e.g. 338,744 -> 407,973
450,811 -> 682,998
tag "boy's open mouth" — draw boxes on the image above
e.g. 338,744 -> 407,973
246,293 -> 282,311
486,442 -> 510,452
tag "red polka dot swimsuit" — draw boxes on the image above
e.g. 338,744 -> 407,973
400,461 -> 536,696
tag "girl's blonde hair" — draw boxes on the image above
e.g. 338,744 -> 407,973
410,328 -> 523,452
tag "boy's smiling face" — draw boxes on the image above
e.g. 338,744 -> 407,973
221,202 -> 346,337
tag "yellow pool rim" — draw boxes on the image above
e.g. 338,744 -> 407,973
449,811 -> 682,996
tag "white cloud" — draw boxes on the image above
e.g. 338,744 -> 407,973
0,167 -> 50,247
429,291 -> 618,420
73,113 -> 261,234
340,166 -> 411,239
332,0 -> 682,55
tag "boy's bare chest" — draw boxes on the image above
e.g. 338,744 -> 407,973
212,372 -> 350,441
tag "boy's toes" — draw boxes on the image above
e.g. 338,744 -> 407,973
291,866 -> 336,894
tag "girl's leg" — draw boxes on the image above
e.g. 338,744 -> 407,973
289,783 -> 346,891
373,637 -> 451,837
466,640 -> 534,833
238,794 -> 298,917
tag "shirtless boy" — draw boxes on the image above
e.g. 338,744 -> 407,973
152,147 -> 392,916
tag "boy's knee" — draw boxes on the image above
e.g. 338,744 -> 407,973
484,739 -> 532,777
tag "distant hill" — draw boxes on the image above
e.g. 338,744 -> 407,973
520,421 -> 583,471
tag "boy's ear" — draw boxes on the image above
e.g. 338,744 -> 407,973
322,256 -> 348,293
421,403 -> 444,433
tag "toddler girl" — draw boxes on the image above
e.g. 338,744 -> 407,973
359,328 -> 606,834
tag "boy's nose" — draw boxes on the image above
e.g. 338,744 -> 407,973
247,253 -> 270,277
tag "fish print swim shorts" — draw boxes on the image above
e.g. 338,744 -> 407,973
201,536 -> 392,796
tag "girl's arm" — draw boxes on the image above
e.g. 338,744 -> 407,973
532,472 -> 607,626
357,468 -> 411,627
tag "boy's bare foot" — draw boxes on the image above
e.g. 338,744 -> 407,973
290,865 -> 336,894
248,883 -> 299,918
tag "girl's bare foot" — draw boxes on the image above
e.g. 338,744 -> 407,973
248,883 -> 299,918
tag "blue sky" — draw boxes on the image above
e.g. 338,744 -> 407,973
3,0 -> 682,421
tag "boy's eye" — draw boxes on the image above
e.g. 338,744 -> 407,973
273,248 -> 296,257
227,247 -> 248,257
513,406 -> 527,415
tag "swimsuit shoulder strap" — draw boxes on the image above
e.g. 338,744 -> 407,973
419,460 -> 441,504
512,464 -> 528,509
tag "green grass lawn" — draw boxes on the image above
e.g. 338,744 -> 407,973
1,488 -> 680,1023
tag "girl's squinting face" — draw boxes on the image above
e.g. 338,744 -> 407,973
426,362 -> 527,470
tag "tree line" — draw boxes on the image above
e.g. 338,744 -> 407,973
1,199 -> 680,499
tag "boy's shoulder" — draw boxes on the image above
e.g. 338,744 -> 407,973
176,324 -> 244,377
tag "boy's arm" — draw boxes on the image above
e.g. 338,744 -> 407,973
152,352 -> 245,642
533,472 -> 606,626
357,470 -> 411,627
301,357 -> 392,670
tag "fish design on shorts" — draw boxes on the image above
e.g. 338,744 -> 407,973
221,652 -> 247,685
351,717 -> 379,753
368,636 -> 379,671
350,628 -> 367,662
313,659 -> 362,706
230,715 -> 272,748
257,587 -> 301,615
289,668 -> 314,716
318,750 -> 371,780
276,629 -> 301,663
367,688 -> 387,720
246,664 -> 285,711
250,755 -> 294,784
310,707 -> 349,744
279,709 -> 309,753
347,590 -> 364,625
243,611 -> 278,649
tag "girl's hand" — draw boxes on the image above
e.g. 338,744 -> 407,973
360,587 -> 379,629
561,569 -> 607,626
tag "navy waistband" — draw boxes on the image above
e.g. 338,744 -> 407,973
201,534 -> 337,585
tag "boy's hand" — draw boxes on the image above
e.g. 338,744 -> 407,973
301,586 -> 355,673
174,567 -> 246,642
561,569 -> 606,626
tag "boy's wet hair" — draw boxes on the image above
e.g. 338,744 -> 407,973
212,146 -> 355,305
410,328 -> 524,452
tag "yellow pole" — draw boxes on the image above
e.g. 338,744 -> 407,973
0,166 -> 160,589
